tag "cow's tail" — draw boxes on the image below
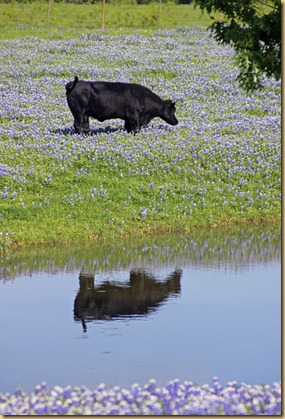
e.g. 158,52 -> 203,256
65,76 -> 79,94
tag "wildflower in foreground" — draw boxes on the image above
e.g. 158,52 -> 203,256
0,378 -> 281,415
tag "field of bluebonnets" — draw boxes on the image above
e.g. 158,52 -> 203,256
0,378 -> 281,415
0,26 -> 281,415
0,26 -> 281,250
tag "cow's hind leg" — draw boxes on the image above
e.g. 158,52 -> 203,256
73,116 -> 84,134
73,120 -> 81,134
82,116 -> 90,135
73,112 -> 89,135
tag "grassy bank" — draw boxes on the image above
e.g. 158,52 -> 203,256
0,27 -> 281,251
0,2 -> 220,39
1,223 -> 281,280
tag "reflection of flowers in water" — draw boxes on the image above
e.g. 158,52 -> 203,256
0,378 -> 281,415
0,224 -> 280,281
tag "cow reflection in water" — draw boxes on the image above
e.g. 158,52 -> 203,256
74,269 -> 182,332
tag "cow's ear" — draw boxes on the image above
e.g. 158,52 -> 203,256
165,100 -> 175,109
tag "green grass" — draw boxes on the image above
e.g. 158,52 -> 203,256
0,1 -> 219,39
0,19 -> 280,251
0,130 -> 280,250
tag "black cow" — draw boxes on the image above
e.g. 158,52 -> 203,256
65,76 -> 178,134
74,269 -> 182,332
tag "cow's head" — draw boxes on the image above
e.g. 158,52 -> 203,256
162,100 -> 178,126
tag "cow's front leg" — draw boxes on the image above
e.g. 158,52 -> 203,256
124,120 -> 132,132
139,113 -> 152,129
125,112 -> 140,134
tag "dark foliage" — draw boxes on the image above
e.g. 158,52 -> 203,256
194,0 -> 281,91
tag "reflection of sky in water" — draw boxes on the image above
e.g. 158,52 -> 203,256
0,258 -> 280,393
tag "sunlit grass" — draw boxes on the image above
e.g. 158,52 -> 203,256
0,27 -> 281,250
0,2 -> 219,39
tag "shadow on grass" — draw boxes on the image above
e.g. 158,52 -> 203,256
53,122 -> 176,137
53,126 -> 122,136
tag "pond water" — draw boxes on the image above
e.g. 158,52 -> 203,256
0,225 -> 281,393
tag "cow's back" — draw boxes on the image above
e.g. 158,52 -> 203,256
85,82 -> 160,120
90,81 -> 160,104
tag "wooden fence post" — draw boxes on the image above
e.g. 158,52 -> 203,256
158,0 -> 162,26
102,0 -> 105,29
46,0 -> 51,26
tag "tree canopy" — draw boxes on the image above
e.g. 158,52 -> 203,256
194,0 -> 281,91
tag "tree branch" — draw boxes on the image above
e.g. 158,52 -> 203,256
254,0 -> 276,10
